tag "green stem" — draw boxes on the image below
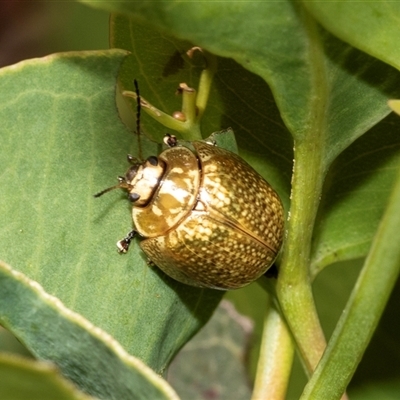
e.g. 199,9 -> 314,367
194,49 -> 217,120
180,83 -> 197,124
276,9 -> 329,376
276,139 -> 327,375
178,83 -> 202,140
122,90 -> 202,139
252,303 -> 295,400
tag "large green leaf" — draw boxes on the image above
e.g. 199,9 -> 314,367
0,261 -> 178,400
0,50 -> 222,375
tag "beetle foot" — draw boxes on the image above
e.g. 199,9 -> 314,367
116,230 -> 137,254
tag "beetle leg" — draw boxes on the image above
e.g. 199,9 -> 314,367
116,230 -> 137,254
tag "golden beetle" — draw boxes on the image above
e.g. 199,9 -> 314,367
96,133 -> 284,290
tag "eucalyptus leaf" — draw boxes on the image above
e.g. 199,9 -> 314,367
0,261 -> 178,400
0,50 -> 223,375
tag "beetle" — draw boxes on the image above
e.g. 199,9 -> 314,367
95,131 -> 284,290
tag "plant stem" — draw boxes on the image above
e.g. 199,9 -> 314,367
252,303 -> 294,400
275,9 -> 329,377
276,137 -> 327,375
193,48 -> 217,120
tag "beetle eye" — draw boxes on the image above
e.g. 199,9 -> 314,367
147,156 -> 158,166
128,192 -> 140,202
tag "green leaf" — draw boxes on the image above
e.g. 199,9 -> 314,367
0,353 -> 97,400
0,50 -> 223,376
0,261 -> 179,400
303,1 -> 400,71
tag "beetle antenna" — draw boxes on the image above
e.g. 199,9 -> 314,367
134,79 -> 143,161
93,178 -> 131,198
94,185 -> 120,198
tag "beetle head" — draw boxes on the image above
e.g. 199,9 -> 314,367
94,156 -> 165,207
